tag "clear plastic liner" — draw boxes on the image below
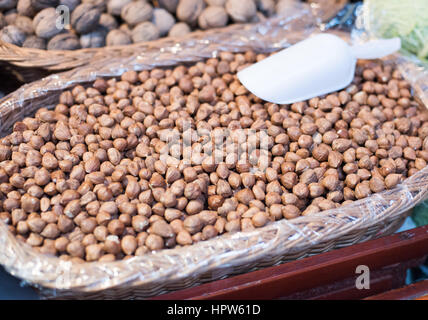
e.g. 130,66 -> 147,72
0,1 -> 427,298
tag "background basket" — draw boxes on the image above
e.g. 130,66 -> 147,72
0,0 -> 347,84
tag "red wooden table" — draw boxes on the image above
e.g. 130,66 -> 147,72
365,279 -> 428,300
153,225 -> 428,300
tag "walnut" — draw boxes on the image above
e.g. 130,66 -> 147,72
198,6 -> 228,29
22,35 -> 46,49
106,29 -> 131,46
0,25 -> 26,46
168,22 -> 191,37
80,27 -> 107,48
47,32 -> 81,50
81,0 -> 106,12
71,3 -> 101,34
99,13 -> 118,31
176,0 -> 205,26
131,21 -> 159,43
151,8 -> 175,36
33,8 -> 62,39
107,0 -> 132,16
225,0 -> 257,23
121,0 -> 153,27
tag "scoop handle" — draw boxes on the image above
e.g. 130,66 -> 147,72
351,38 -> 401,60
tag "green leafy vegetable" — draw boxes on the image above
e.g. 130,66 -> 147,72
364,0 -> 428,63
411,200 -> 428,227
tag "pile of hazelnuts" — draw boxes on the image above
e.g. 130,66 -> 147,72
0,50 -> 427,263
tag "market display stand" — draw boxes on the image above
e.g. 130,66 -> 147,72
153,225 -> 428,300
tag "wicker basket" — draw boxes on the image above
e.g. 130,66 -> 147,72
0,0 -> 347,83
0,3 -> 427,300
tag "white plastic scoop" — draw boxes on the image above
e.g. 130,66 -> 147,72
237,33 -> 401,104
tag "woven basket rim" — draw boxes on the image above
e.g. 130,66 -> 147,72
38,214 -> 410,299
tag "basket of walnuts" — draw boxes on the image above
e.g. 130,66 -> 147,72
0,0 -> 346,82
0,1 -> 427,300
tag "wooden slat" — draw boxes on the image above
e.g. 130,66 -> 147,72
365,279 -> 428,300
153,226 -> 428,300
